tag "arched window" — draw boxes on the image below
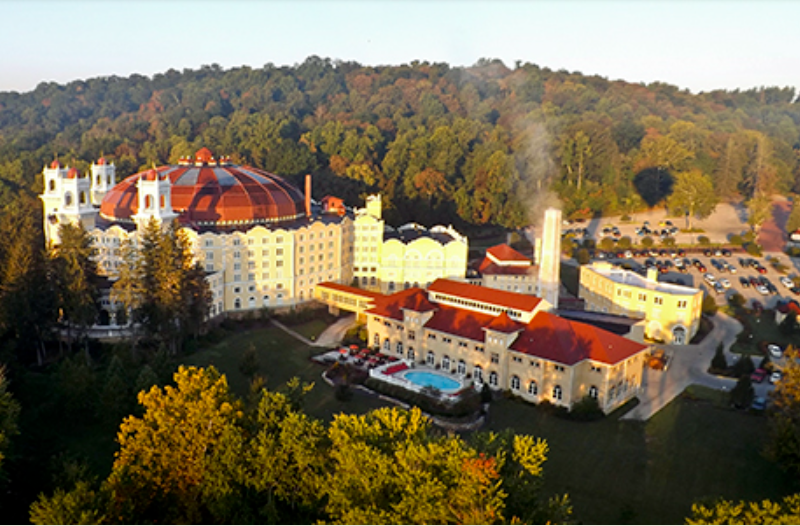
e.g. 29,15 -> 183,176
489,371 -> 498,387
589,386 -> 598,399
553,385 -> 563,400
374,333 -> 380,347
370,276 -> 376,286
457,360 -> 466,375
408,347 -> 415,361
528,381 -> 538,396
262,295 -> 270,306
474,365 -> 483,384
49,179 -> 56,192
442,355 -> 450,370
383,338 -> 390,351
511,375 -> 520,390
248,296 -> 256,308
160,195 -> 166,208
80,192 -> 87,205
388,282 -> 395,292
396,341 -> 403,355
234,298 -> 241,310
64,192 -> 73,206
426,351 -> 435,365
299,291 -> 305,301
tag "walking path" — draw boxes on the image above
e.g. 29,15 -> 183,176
270,315 -> 356,348
620,311 -> 745,420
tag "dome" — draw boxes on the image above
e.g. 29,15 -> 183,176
99,149 -> 307,227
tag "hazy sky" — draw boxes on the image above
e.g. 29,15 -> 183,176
3,0 -> 798,94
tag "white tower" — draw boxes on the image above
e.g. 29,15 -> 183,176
132,169 -> 178,228
537,208 -> 562,308
90,157 -> 115,205
39,161 -> 97,246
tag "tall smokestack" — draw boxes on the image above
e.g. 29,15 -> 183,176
538,208 -> 562,309
305,174 -> 311,217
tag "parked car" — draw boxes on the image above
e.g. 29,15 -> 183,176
751,368 -> 767,383
768,344 -> 783,358
719,278 -> 731,289
722,249 -> 732,257
713,282 -> 725,294
751,397 -> 767,410
739,277 -> 750,288
756,285 -> 769,295
770,371 -> 783,384
780,276 -> 794,288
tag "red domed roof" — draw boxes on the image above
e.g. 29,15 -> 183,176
99,150 -> 306,227
67,167 -> 79,179
97,157 -> 106,165
50,160 -> 61,169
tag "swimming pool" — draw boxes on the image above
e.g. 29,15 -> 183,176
402,370 -> 461,392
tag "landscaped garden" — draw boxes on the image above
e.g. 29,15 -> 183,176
730,306 -> 799,356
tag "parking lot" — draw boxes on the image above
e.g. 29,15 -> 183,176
582,247 -> 800,310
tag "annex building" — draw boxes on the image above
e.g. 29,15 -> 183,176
352,278 -> 649,413
579,262 -> 702,345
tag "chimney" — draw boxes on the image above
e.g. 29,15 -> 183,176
304,174 -> 311,217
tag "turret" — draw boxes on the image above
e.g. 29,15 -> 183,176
132,169 -> 178,227
90,157 -> 115,205
39,161 -> 97,246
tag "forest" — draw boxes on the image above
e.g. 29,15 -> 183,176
0,56 -> 798,231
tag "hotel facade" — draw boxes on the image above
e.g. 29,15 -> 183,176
358,278 -> 650,413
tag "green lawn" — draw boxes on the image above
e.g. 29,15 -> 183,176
288,318 -> 331,341
182,324 -> 796,524
183,325 -> 386,421
730,309 -> 798,356
486,392 -> 795,525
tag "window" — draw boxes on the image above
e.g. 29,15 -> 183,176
489,371 -> 498,387
234,298 -> 241,310
528,381 -> 538,396
276,248 -> 283,256
233,238 -> 240,246
276,236 -> 283,243
512,356 -> 522,363
408,347 -> 415,361
428,333 -> 436,340
408,331 -> 415,341
442,355 -> 450,370
233,287 -> 242,294
383,339 -> 390,351
677,300 -> 687,309
638,293 -> 647,302
554,365 -> 564,372
589,386 -> 598,399
457,360 -> 466,375
591,365 -> 601,373
654,296 -> 663,305
233,263 -> 241,271
426,351 -> 435,366
475,346 -> 484,353
529,360 -> 540,368
234,251 -> 241,259
474,366 -> 483,384
491,353 -> 499,364
553,385 -> 563,401
396,342 -> 403,355
511,375 -> 520,390
374,333 -> 380,346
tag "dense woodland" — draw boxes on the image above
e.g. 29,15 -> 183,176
0,57 -> 799,230
1,58 -> 800,523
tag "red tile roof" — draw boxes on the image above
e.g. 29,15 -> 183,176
316,282 -> 385,301
487,243 -> 531,263
485,312 -> 524,333
366,288 -> 437,321
423,305 -> 495,342
428,278 -> 543,312
510,311 -> 648,366
478,260 -> 536,275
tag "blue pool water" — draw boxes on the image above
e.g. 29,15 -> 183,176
403,371 -> 461,392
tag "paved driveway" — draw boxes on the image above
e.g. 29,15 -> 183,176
620,311 -> 758,420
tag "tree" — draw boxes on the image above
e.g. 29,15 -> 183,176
30,481 -> 105,525
786,197 -> 800,233
710,343 -> 727,372
0,365 -> 20,475
686,493 -> 800,524
766,346 -> 800,475
701,293 -> 718,316
666,170 -> 719,229
51,222 -> 99,355
106,366 -> 245,523
732,355 -> 755,378
746,193 -> 773,233
730,375 -> 754,409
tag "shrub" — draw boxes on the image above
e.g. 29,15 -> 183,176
599,237 -> 616,251
618,236 -> 632,249
702,293 -> 718,316
569,395 -> 604,421
582,238 -> 596,249
661,236 -> 676,247
621,214 -> 632,222
786,246 -> 800,258
744,242 -> 763,256
729,234 -> 743,246
710,343 -> 728,372
575,248 -> 590,265
728,293 -> 746,309
363,377 -> 481,418
697,235 -> 710,246
641,236 -> 654,248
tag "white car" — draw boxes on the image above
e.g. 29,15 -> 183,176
703,273 -> 716,285
756,285 -> 769,295
768,344 -> 783,358
719,278 -> 731,289
727,264 -> 737,274
780,276 -> 794,289
770,371 -> 783,384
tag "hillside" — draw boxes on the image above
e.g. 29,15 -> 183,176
0,56 -> 798,229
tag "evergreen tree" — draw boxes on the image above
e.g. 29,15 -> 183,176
710,343 -> 728,372
730,375 -> 754,409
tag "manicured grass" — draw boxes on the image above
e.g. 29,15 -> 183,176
288,318 -> 330,341
486,391 -> 795,525
183,325 -> 387,421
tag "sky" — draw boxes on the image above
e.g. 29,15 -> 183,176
2,0 -> 798,94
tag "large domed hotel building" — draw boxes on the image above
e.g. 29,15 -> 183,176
39,148 -> 467,319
